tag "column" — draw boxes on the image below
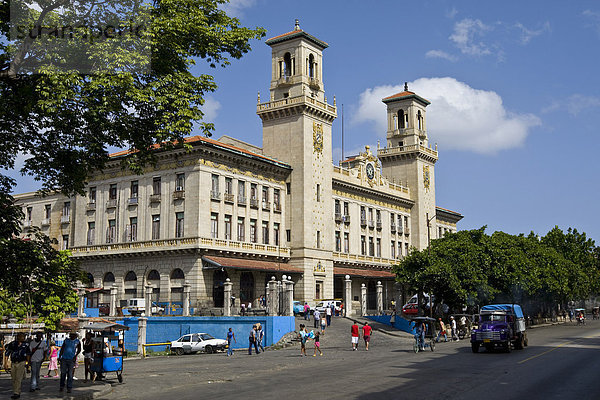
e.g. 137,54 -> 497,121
393,282 -> 403,314
285,278 -> 294,317
361,283 -> 367,316
138,316 -> 147,356
376,281 -> 383,315
77,287 -> 86,317
109,285 -> 118,317
144,284 -> 153,317
223,278 -> 232,316
183,280 -> 191,317
344,275 -> 352,317
267,277 -> 277,316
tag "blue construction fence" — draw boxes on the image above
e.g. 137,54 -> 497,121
365,314 -> 417,335
118,316 -> 296,353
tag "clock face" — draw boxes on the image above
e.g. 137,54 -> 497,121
366,162 -> 375,180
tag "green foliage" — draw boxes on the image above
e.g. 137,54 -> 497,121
394,226 -> 599,313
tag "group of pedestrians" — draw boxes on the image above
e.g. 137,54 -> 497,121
435,316 -> 459,343
350,321 -> 372,351
297,324 -> 323,356
3,331 -> 81,399
248,324 -> 264,355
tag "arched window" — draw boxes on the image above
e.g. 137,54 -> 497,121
148,270 -> 160,281
417,110 -> 422,130
240,271 -> 255,305
170,268 -> 185,280
125,271 -> 137,281
283,52 -> 292,77
147,270 -> 160,303
103,272 -> 115,285
86,273 -> 95,288
170,268 -> 185,306
308,54 -> 315,78
212,269 -> 229,308
124,271 -> 137,298
398,109 -> 405,129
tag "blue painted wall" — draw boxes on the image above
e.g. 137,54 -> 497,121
365,315 -> 416,334
118,316 -> 295,353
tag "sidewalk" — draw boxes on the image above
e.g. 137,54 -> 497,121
0,369 -> 112,399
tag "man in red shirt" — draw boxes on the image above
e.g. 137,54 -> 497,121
362,322 -> 373,351
351,322 -> 360,351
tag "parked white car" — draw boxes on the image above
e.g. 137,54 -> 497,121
170,333 -> 227,355
315,300 -> 342,313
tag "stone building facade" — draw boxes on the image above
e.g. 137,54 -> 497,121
14,23 -> 462,313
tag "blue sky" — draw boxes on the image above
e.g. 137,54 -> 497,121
7,0 -> 600,243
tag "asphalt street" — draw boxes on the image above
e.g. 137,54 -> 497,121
102,317 -> 600,400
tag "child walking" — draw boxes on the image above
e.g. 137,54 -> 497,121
313,331 -> 323,356
44,341 -> 59,378
320,316 -> 327,334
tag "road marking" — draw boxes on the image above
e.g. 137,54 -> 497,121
518,331 -> 600,364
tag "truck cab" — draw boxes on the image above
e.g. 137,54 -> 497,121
471,304 -> 527,353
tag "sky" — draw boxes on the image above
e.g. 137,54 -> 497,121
6,0 -> 600,243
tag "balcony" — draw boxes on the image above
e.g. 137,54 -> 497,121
211,191 -> 221,201
61,215 -> 70,224
106,199 -> 117,209
273,202 -> 282,212
173,190 -> 185,200
250,198 -> 258,208
368,220 -> 375,229
128,197 -> 139,206
397,226 -> 404,234
335,213 -> 342,223
87,202 -> 96,211
404,226 -> 410,235
149,194 -> 161,203
262,201 -> 271,211
238,196 -> 247,206
360,218 -> 367,227
224,193 -> 235,203
343,214 -> 351,224
41,218 -> 51,226
376,221 -> 382,230
391,224 -> 396,233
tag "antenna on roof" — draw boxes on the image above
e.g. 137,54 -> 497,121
294,19 -> 300,31
404,82 -> 408,91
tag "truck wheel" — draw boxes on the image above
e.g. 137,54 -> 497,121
205,345 -> 214,354
471,343 -> 480,353
175,348 -> 184,356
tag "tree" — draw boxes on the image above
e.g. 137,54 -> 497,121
1,0 -> 265,195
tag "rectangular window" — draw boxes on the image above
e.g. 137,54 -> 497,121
343,232 -> 349,253
334,199 -> 341,215
130,180 -> 139,198
129,217 -> 138,242
273,189 -> 281,211
368,208 -> 374,222
405,242 -> 409,255
153,177 -> 161,195
262,186 -> 268,202
343,202 -> 349,216
376,238 -> 381,257
62,235 -> 69,250
107,219 -> 116,243
316,230 -> 321,248
391,241 -> 396,259
237,217 -> 245,241
398,215 -> 402,231
152,215 -> 160,240
369,237 -> 374,256
286,229 -> 291,242
398,241 -> 403,256
274,223 -> 280,246
335,231 -> 341,252
63,201 -> 70,217
224,215 -> 232,240
376,209 -> 381,223
404,215 -> 409,229
250,183 -> 257,200
316,184 -> 321,202
360,235 -> 366,255
262,221 -> 269,244
109,184 -> 117,200
176,173 -> 185,191
45,204 -> 51,219
238,180 -> 245,198
360,206 -> 366,220
87,222 -> 95,245
225,177 -> 233,195
211,213 -> 218,239
211,174 -> 219,197
175,212 -> 184,238
89,187 -> 97,203
26,206 -> 33,221
286,182 -> 291,194
250,219 -> 257,243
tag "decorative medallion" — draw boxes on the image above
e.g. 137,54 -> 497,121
313,122 -> 323,154
314,261 -> 326,273
423,165 -> 430,190
366,162 -> 375,180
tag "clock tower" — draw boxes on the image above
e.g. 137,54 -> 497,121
377,84 -> 438,250
257,21 -> 337,301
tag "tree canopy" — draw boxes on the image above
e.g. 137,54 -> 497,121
394,226 -> 600,315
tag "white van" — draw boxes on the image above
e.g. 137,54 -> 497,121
124,298 -> 165,316
315,300 -> 342,313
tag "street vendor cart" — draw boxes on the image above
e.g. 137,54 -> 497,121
82,322 -> 129,383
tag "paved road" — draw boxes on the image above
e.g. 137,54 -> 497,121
102,317 -> 600,400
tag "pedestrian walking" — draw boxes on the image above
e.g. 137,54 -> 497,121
313,309 -> 321,329
351,321 -> 360,351
28,331 -> 47,392
362,322 -> 373,351
330,303 -> 335,321
59,332 -> 81,394
568,309 -> 574,322
226,328 -> 236,356
326,305 -> 332,326
82,332 -> 95,382
313,331 -> 323,356
248,325 -> 259,355
450,316 -> 459,341
298,324 -> 309,357
44,341 -> 59,378
240,303 -> 246,316
416,320 -> 426,350
339,302 -> 344,317
320,316 -> 327,334
303,302 -> 310,320
5,332 -> 30,399
436,318 -> 448,342
256,323 -> 265,352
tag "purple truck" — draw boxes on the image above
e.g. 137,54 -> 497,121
471,304 -> 528,353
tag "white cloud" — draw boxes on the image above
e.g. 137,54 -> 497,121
353,77 -> 541,154
446,7 -> 458,19
202,97 -> 221,122
220,0 -> 256,17
425,49 -> 457,62
449,18 -> 493,56
565,94 -> 600,116
583,10 -> 600,36
515,21 -> 550,44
